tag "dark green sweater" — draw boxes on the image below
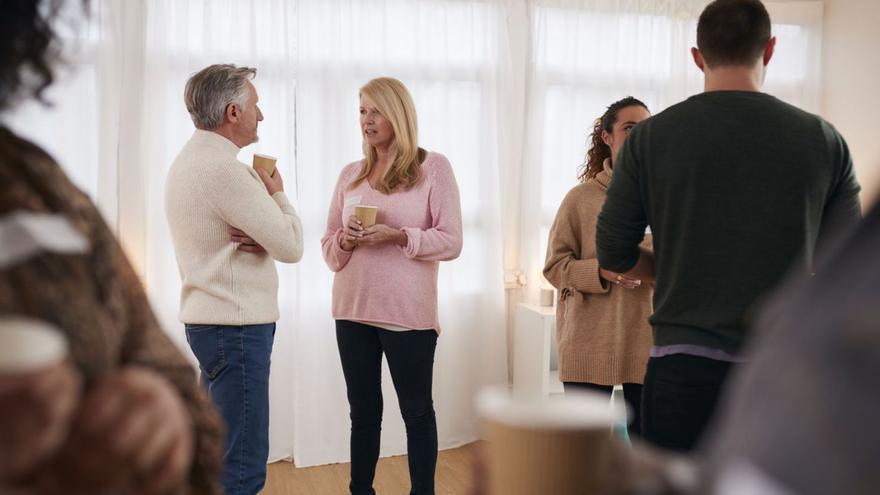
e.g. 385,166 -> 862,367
596,91 -> 862,354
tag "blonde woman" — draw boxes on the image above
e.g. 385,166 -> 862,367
543,97 -> 653,437
321,77 -> 463,495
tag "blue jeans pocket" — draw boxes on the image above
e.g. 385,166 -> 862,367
185,325 -> 228,379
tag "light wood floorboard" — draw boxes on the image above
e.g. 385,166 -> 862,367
261,443 -> 477,495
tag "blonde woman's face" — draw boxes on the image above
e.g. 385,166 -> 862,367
360,95 -> 395,151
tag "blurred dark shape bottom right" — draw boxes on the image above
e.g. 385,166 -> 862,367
697,198 -> 880,495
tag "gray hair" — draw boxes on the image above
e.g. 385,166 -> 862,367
184,64 -> 256,130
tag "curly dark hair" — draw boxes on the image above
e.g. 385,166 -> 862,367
0,0 -> 87,112
577,96 -> 649,183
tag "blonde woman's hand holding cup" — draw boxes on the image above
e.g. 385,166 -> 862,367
341,215 -> 364,251
358,224 -> 407,247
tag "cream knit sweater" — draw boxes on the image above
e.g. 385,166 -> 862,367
543,160 -> 653,385
165,130 -> 303,325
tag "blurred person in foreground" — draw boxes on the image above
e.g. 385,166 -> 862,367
623,193 -> 880,495
0,1 -> 223,493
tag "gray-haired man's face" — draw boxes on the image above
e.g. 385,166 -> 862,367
234,81 -> 263,146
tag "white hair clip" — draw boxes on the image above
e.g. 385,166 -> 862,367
0,211 -> 89,269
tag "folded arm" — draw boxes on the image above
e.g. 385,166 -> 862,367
596,138 -> 649,275
201,162 -> 304,263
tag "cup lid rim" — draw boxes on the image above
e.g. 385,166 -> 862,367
477,385 -> 620,430
0,316 -> 68,373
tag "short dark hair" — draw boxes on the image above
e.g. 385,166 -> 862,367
697,0 -> 772,68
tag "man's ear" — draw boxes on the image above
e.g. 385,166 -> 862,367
691,47 -> 705,72
225,103 -> 240,124
763,36 -> 777,66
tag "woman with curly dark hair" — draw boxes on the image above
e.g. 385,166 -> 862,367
0,1 -> 223,493
543,96 -> 653,438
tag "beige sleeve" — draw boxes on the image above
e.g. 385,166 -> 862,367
543,192 -> 609,294
199,160 -> 304,263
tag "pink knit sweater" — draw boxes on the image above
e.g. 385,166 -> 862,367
321,152 -> 463,332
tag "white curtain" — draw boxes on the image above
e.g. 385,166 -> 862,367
3,0 -> 822,469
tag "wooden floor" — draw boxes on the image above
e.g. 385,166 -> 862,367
262,443 -> 477,495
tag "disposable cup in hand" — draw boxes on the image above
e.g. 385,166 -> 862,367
477,385 -> 622,495
354,205 -> 378,228
0,316 -> 68,375
252,153 -> 277,177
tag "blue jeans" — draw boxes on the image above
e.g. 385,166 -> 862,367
185,323 -> 276,495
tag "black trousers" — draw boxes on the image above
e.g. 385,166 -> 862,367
641,354 -> 734,452
336,320 -> 438,495
563,381 -> 643,437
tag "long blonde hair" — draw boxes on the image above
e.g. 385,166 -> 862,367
350,77 -> 424,193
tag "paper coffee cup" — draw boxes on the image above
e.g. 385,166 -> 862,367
354,205 -> 378,227
252,153 -> 277,177
477,385 -> 621,495
540,287 -> 555,307
0,316 -> 68,374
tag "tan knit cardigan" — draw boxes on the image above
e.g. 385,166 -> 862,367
543,160 -> 653,385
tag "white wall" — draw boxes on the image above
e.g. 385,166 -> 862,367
822,0 -> 880,209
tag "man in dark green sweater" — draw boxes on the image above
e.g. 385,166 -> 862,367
596,0 -> 862,452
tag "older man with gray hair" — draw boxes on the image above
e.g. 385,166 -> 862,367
165,64 -> 303,495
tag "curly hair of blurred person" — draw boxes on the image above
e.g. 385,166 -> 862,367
0,0 -> 88,111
